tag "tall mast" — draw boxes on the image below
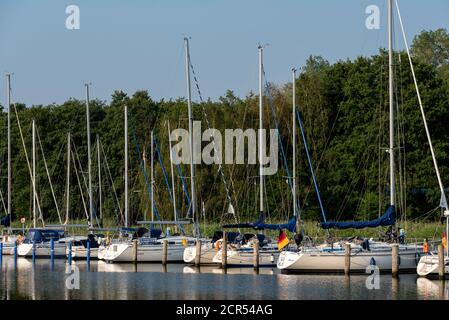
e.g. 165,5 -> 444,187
97,134 -> 102,221
6,74 -> 11,231
66,132 -> 71,224
85,83 -> 93,228
184,37 -> 196,232
124,104 -> 128,227
167,121 -> 178,229
388,0 -> 395,208
150,130 -> 154,222
32,119 -> 36,228
258,45 -> 264,214
292,68 -> 297,219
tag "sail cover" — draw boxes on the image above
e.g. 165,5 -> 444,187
222,213 -> 296,233
0,214 -> 10,227
320,206 -> 395,230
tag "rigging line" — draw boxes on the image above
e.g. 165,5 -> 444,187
35,125 -> 63,225
99,139 -> 124,225
0,189 -> 7,216
262,67 -> 302,222
71,146 -> 90,223
188,58 -> 238,224
12,103 -> 44,226
72,140 -> 89,195
396,0 -> 447,209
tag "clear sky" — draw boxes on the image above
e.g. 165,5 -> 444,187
1,0 -> 449,106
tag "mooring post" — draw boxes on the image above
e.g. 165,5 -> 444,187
32,240 -> 36,263
162,240 -> 168,265
438,244 -> 445,280
391,243 -> 399,278
86,240 -> 91,269
195,239 -> 201,267
344,243 -> 351,275
132,239 -> 138,264
68,241 -> 72,265
50,238 -> 55,265
253,239 -> 260,270
221,232 -> 227,269
0,242 -> 3,264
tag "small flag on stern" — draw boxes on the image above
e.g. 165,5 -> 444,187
443,232 -> 447,249
278,229 -> 289,250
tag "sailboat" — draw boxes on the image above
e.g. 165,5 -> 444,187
103,41 -> 198,263
0,74 -> 19,254
277,0 -> 440,273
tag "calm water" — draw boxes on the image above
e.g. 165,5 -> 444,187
0,256 -> 447,300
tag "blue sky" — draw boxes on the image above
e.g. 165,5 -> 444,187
1,0 -> 449,106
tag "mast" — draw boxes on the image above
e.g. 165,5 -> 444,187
97,134 -> 102,221
258,45 -> 264,214
292,68 -> 297,218
167,121 -> 178,231
32,119 -> 36,228
124,104 -> 128,227
150,130 -> 154,222
388,0 -> 395,209
66,132 -> 70,224
85,83 -> 93,228
6,74 -> 11,232
184,37 -> 197,233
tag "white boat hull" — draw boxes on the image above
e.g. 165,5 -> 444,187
183,243 -> 219,265
212,248 -> 279,267
278,245 -> 423,273
417,255 -> 449,277
17,243 -> 67,257
66,246 -> 99,259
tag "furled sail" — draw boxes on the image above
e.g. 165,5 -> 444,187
320,206 -> 395,230
223,213 -> 296,232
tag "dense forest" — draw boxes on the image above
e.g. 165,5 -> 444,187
1,29 -> 449,229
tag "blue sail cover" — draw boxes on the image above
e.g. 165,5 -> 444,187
0,214 -> 10,227
320,206 -> 395,230
255,216 -> 297,233
223,214 -> 296,233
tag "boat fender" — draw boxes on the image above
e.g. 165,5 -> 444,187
415,252 -> 421,265
16,235 -> 23,244
397,255 -> 401,266
370,257 -> 376,266
214,240 -> 222,251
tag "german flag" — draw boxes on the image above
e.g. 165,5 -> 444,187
278,229 -> 289,250
443,232 -> 447,250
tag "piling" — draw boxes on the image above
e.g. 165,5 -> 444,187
68,241 -> 72,265
438,244 -> 445,280
50,238 -> 55,260
162,240 -> 168,265
132,239 -> 138,263
32,240 -> 36,262
344,243 -> 351,275
86,240 -> 91,270
391,244 -> 399,278
221,232 -> 227,269
253,239 -> 260,270
0,242 -> 3,264
195,239 -> 201,267
13,241 -> 17,263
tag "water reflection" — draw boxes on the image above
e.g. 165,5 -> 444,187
0,256 -> 447,300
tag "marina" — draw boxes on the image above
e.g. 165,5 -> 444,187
1,0 -> 449,306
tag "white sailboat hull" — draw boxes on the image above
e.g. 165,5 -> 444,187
66,246 -> 99,259
17,243 -> 67,257
278,244 -> 423,273
183,243 -> 220,265
212,248 -> 279,267
417,255 -> 449,277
